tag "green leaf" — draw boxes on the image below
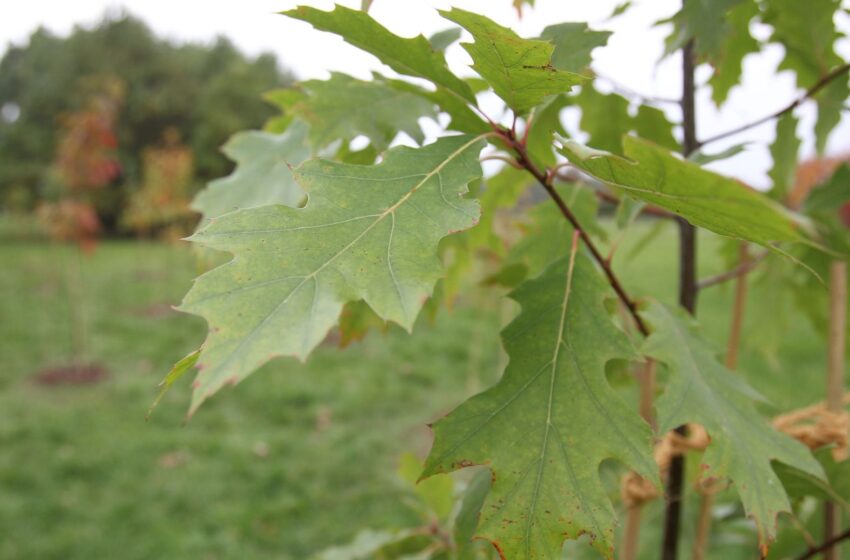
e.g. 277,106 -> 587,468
689,143 -> 749,166
768,112 -> 801,202
440,8 -> 583,114
662,0 -> 747,58
614,195 -> 645,231
774,448 -> 850,509
471,166 -> 531,255
191,120 -> 311,223
632,105 -> 678,152
559,136 -> 809,249
743,255 -> 795,366
454,469 -> 492,560
147,349 -> 200,419
336,300 -> 386,347
763,0 -> 842,88
263,89 -> 304,133
180,135 -> 485,412
814,78 -> 849,154
526,94 -> 569,168
287,73 -> 436,151
575,85 -> 676,154
423,253 -> 658,559
707,1 -> 760,106
540,23 -> 611,74
763,0 -> 847,152
803,164 -> 850,256
497,184 -> 601,286
284,5 -> 475,104
398,453 -> 454,520
574,85 -> 631,154
440,168 -> 530,300
607,1 -> 633,20
382,76 -> 490,135
313,529 -> 427,560
640,300 -> 826,544
429,27 -> 462,53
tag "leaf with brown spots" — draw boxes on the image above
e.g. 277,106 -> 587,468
440,8 -> 583,115
422,251 -> 658,559
179,135 -> 485,413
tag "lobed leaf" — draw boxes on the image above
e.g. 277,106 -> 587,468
539,22 -> 611,74
640,301 -> 826,544
284,5 -> 475,104
763,0 -> 848,152
423,253 -> 658,559
574,85 -> 677,154
440,8 -> 583,114
180,135 -> 485,412
803,164 -> 850,256
707,1 -> 760,106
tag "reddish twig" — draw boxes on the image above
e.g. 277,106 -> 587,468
698,63 -> 850,148
496,125 -> 650,336
697,250 -> 768,289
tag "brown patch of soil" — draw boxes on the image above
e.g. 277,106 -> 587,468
32,364 -> 110,386
137,303 -> 175,318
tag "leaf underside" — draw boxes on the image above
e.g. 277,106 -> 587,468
181,135 -> 485,412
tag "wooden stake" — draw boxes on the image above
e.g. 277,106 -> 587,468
825,260 -> 847,560
622,359 -> 657,560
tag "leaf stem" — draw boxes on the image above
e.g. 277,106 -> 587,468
497,127 -> 650,336
697,63 -> 850,148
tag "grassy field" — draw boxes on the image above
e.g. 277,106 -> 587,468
0,223 -> 839,559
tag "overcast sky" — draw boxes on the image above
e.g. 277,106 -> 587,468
3,0 -> 850,188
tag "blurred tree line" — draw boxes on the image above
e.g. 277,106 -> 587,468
0,12 -> 293,236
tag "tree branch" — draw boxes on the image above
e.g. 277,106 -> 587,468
794,526 -> 850,560
697,250 -> 768,289
498,127 -> 650,336
698,63 -> 850,148
593,72 -> 681,106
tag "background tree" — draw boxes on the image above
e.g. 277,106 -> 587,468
0,12 -> 292,231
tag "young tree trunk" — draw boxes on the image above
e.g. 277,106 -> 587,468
824,260 -> 847,560
662,32 -> 699,560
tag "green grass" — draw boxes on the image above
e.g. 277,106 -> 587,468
0,225 -> 840,559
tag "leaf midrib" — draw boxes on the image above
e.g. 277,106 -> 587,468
197,135 -> 484,386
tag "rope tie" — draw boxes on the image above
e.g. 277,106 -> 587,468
621,424 -> 711,508
773,400 -> 849,462
621,392 -> 850,508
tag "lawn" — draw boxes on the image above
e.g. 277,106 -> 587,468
0,223 -> 838,559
